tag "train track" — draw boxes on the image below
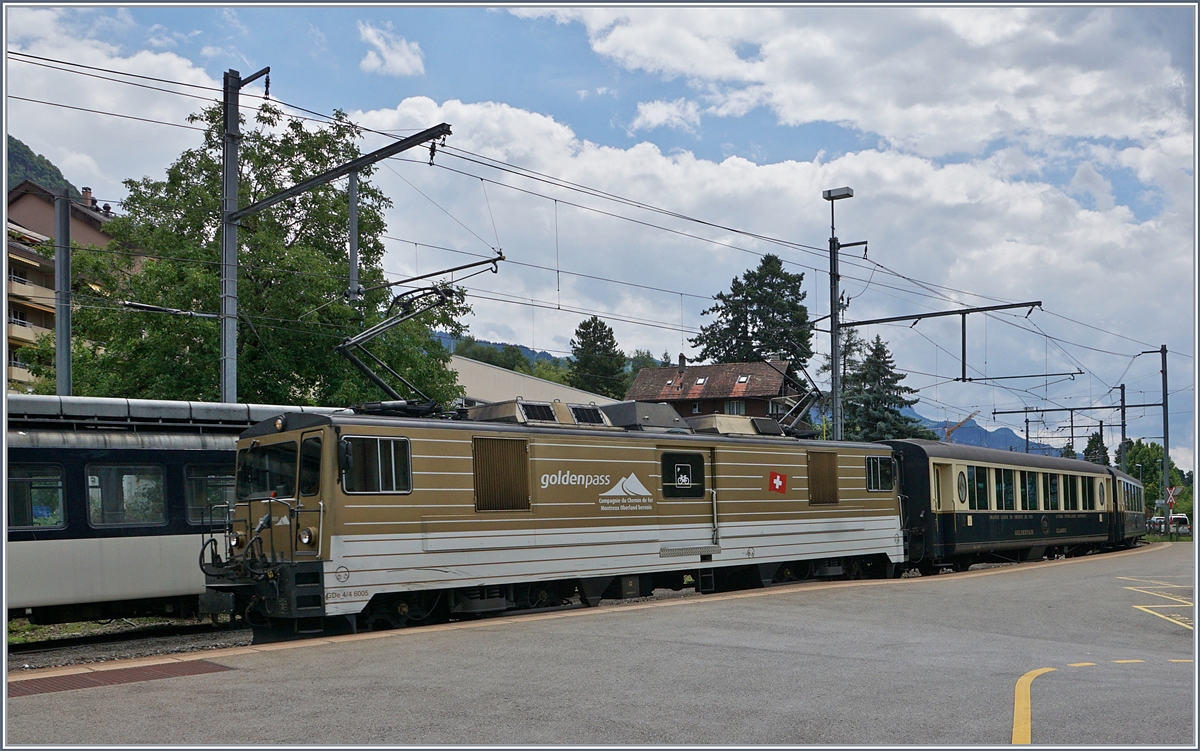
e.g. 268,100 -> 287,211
8,619 -> 252,662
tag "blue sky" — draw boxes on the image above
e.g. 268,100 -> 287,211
5,5 -> 1195,467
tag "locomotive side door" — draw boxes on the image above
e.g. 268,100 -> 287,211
657,446 -> 716,553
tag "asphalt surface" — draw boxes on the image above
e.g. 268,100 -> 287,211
7,542 -> 1195,745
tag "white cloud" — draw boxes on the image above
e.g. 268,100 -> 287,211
220,8 -> 249,36
516,7 -> 1192,165
1068,162 -> 1115,211
358,21 -> 424,77
628,98 -> 701,133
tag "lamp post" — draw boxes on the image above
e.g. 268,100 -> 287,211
822,186 -> 864,441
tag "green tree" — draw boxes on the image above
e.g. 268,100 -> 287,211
568,316 -> 625,399
840,335 -> 938,441
623,348 -> 663,396
531,358 -> 571,385
690,254 -> 812,367
814,326 -> 867,425
7,135 -> 81,199
26,103 -> 466,407
1119,439 -> 1189,507
1083,431 -> 1110,466
1059,443 -> 1077,459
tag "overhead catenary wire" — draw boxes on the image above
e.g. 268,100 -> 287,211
12,52 -> 1189,416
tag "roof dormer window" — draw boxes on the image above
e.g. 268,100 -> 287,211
695,377 -> 707,385
737,375 -> 749,383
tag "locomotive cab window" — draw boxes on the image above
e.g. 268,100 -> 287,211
661,452 -> 706,499
185,464 -> 235,524
865,456 -> 893,492
8,464 -> 65,529
237,441 -> 298,499
343,436 -> 411,494
87,464 -> 166,526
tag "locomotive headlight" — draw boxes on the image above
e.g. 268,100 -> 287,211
230,532 -> 246,549
274,416 -> 286,432
299,527 -> 317,546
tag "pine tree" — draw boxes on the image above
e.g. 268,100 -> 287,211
1083,431 -> 1110,466
567,316 -> 626,399
841,335 -> 938,442
1059,443 -> 1077,459
689,254 -> 812,366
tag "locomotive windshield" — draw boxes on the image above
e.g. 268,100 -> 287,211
237,441 -> 298,499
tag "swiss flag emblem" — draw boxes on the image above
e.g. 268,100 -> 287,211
769,472 -> 787,494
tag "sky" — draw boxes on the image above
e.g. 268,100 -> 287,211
4,4 -> 1196,475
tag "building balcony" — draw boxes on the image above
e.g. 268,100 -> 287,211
7,321 -> 52,345
7,363 -> 35,386
8,278 -> 54,307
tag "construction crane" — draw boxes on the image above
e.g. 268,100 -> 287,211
943,410 -> 980,443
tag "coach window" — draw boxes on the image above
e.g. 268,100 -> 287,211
661,452 -> 706,499
1020,471 -> 1039,511
8,464 -> 65,529
86,464 -> 166,526
1081,477 -> 1096,510
995,468 -> 1015,511
866,456 -> 893,492
967,466 -> 989,510
1098,481 -> 1105,508
185,464 -> 235,524
1043,473 -> 1060,510
1063,475 -> 1079,511
344,436 -> 412,494
298,435 -> 323,496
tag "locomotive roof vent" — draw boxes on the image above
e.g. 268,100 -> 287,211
685,414 -> 785,437
599,401 -> 692,433
466,399 -> 618,429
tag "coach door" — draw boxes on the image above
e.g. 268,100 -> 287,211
931,463 -> 954,552
658,447 -> 718,555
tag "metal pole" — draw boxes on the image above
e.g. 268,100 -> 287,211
54,187 -> 71,395
348,170 -> 360,302
1119,384 -> 1127,473
829,203 -> 841,441
1025,415 -> 1029,453
220,68 -> 242,404
1160,345 -> 1169,512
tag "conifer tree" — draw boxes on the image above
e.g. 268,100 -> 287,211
568,316 -> 626,399
689,254 -> 812,366
841,335 -> 938,441
1083,431 -> 1110,466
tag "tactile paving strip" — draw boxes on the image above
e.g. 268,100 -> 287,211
8,660 -> 230,697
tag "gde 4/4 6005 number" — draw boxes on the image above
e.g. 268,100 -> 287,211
326,589 -> 369,601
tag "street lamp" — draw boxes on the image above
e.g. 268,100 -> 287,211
822,186 -> 865,441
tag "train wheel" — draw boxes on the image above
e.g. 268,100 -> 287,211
917,561 -> 936,577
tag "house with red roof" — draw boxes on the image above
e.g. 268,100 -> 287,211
625,356 -> 808,421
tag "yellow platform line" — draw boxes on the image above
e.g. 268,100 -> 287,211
1113,659 -> 1145,663
1067,662 -> 1095,667
1133,605 -> 1195,630
1012,667 -> 1056,744
1124,587 -> 1194,604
